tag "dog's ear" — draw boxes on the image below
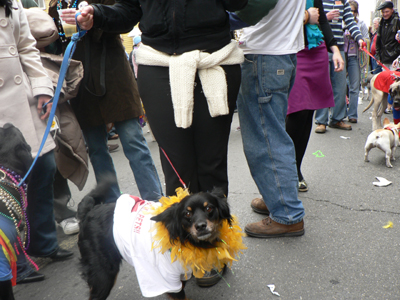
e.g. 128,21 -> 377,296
0,124 -> 33,178
389,87 -> 393,99
383,117 -> 390,126
151,202 -> 182,242
210,187 -> 225,199
210,187 -> 233,225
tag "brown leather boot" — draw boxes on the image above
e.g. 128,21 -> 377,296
315,124 -> 326,133
328,120 -> 352,130
245,217 -> 304,238
250,198 -> 270,215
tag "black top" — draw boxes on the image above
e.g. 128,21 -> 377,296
92,0 -> 248,55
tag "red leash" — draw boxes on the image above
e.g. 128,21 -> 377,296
361,42 -> 390,72
160,147 -> 187,189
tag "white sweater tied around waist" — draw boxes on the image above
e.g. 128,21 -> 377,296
135,40 -> 244,129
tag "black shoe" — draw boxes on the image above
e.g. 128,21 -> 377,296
195,265 -> 226,287
348,118 -> 357,123
48,248 -> 73,261
18,272 -> 45,284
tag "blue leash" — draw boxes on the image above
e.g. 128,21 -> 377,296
18,14 -> 87,187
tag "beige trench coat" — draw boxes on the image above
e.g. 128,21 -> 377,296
0,0 -> 54,157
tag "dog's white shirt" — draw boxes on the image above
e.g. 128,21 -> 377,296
113,194 -> 190,297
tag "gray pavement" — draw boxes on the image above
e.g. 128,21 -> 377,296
14,100 -> 400,299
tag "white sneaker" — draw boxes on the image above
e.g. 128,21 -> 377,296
58,217 -> 79,235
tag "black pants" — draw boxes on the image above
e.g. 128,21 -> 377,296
138,64 -> 241,196
285,110 -> 314,182
53,169 -> 76,223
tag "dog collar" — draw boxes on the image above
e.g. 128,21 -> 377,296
150,188 -> 246,279
384,125 -> 399,138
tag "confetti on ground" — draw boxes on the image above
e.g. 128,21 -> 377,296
340,136 -> 350,139
267,284 -> 280,297
372,177 -> 392,187
312,150 -> 325,158
383,221 -> 393,229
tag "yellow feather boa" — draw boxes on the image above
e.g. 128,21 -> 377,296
150,188 -> 246,278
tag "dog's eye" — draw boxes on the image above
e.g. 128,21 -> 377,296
185,211 -> 192,218
206,206 -> 213,213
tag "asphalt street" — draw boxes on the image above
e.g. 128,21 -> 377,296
14,98 -> 400,300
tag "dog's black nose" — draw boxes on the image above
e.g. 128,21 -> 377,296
195,222 -> 207,231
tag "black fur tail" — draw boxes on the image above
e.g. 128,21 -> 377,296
77,174 -> 122,299
77,175 -> 116,222
76,196 -> 95,222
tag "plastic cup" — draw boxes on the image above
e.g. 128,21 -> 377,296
57,9 -> 77,38
331,9 -> 340,23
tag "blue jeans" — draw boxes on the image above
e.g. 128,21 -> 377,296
315,51 -> 347,125
347,56 -> 360,120
0,216 -> 34,282
82,118 -> 163,203
26,151 -> 59,257
370,57 -> 382,74
237,54 -> 305,225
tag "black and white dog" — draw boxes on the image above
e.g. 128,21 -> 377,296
77,179 -> 237,300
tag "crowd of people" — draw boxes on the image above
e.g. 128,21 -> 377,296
1,0 -> 399,298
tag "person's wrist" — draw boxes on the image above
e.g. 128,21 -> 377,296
304,10 -> 309,25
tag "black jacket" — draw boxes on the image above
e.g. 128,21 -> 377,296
376,12 -> 400,64
49,0 -> 144,129
92,0 -> 248,55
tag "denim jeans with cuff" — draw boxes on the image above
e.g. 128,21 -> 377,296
237,54 -> 305,225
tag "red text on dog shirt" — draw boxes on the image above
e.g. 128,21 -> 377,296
129,195 -> 149,234
133,213 -> 146,234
